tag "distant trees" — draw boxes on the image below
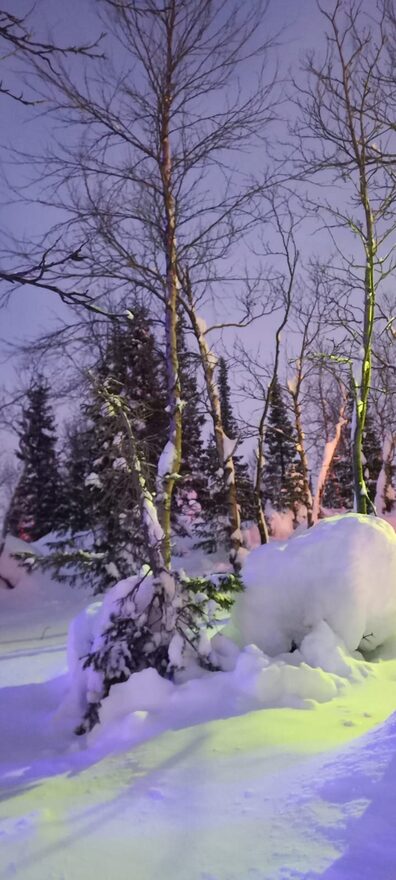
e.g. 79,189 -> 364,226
6,378 -> 60,541
322,394 -> 382,512
198,357 -> 254,552
217,358 -> 254,522
262,377 -> 304,522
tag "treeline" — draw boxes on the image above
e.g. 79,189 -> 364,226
6,303 -> 394,592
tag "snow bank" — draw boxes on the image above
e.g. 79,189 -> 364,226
0,535 -> 40,589
231,513 -> 396,656
83,624 -> 375,748
62,513 -> 396,746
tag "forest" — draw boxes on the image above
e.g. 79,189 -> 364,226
2,4 -> 396,879
0,0 -> 395,728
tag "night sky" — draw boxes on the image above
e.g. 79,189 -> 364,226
0,0 -> 373,446
0,0 -> 324,352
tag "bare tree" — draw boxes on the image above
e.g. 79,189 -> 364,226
233,197 -> 300,542
0,8 -> 103,317
7,0 -> 277,567
0,8 -> 102,105
178,269 -> 257,565
294,0 -> 396,513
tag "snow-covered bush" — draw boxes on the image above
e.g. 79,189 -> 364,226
71,569 -> 242,733
0,534 -> 40,589
231,513 -> 396,656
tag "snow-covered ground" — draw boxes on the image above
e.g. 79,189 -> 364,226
1,517 -> 396,880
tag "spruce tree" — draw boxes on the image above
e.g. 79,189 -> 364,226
53,308 -> 169,591
362,412 -> 382,507
321,430 -> 353,510
173,314 -> 207,530
198,357 -> 254,551
218,357 -> 254,521
7,378 -> 60,541
60,420 -> 93,533
262,377 -> 304,516
383,456 -> 396,513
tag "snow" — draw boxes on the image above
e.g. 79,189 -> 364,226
105,561 -> 120,581
265,503 -> 295,539
287,374 -> 298,396
0,534 -> 40,588
231,513 -> 396,656
112,456 -> 128,470
223,433 -> 238,461
142,497 -> 164,545
196,315 -> 207,336
2,517 -> 396,879
157,440 -> 177,478
85,471 -> 102,489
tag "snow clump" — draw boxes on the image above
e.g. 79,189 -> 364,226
231,513 -> 396,656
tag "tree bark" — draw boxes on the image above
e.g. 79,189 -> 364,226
312,400 -> 346,523
156,3 -> 183,568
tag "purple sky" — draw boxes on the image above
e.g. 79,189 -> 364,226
0,0 -> 323,364
0,0 -> 375,469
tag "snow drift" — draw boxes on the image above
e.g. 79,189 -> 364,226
231,513 -> 396,656
0,534 -> 40,589
60,512 -> 396,746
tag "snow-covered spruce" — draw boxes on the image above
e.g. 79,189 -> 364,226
230,513 -> 396,656
70,569 -> 242,733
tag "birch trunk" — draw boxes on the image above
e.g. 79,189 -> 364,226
156,3 -> 183,568
340,46 -> 377,515
312,402 -> 346,523
351,218 -> 376,514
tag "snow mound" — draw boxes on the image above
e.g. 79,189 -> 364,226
0,534 -> 40,589
231,513 -> 396,655
84,625 -> 374,749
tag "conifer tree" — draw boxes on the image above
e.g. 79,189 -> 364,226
218,357 -> 237,441
262,377 -> 304,516
53,309 -> 169,591
383,457 -> 396,514
173,314 -> 207,529
218,358 -> 254,520
60,420 -> 93,533
362,412 -> 383,507
321,436 -> 353,509
198,358 -> 254,551
321,399 -> 354,510
6,378 -> 60,541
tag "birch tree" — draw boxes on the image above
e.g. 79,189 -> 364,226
12,0 -> 276,567
232,198 -> 299,542
295,0 -> 396,513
